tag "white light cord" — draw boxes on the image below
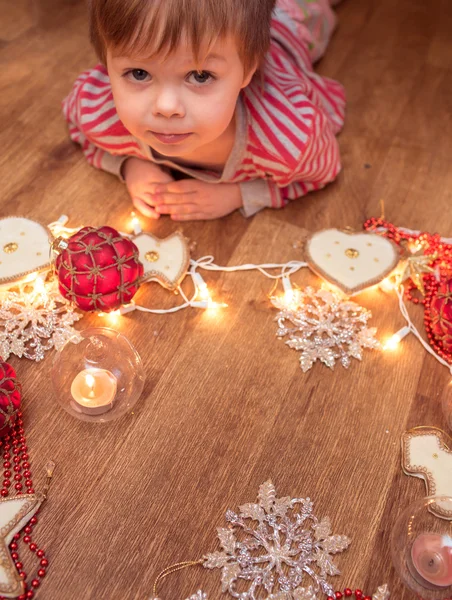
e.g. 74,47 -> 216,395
190,256 -> 308,280
394,284 -> 452,374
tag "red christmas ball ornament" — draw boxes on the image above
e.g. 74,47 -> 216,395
0,359 -> 21,438
54,226 -> 144,312
425,277 -> 452,363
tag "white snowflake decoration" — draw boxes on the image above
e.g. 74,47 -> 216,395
202,481 -> 351,599
271,287 -> 380,372
0,276 -> 82,362
156,584 -> 390,600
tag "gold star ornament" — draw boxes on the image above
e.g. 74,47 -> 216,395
400,243 -> 437,294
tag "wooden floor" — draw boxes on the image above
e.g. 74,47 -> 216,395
1,0 -> 452,598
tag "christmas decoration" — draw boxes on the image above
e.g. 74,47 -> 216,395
399,244 -> 437,295
401,427 -> 452,520
0,359 -> 21,438
151,483 -> 393,600
0,410 -> 54,598
0,277 -> 81,362
0,218 -> 52,287
364,217 -> 452,369
271,287 -> 380,372
133,230 -> 190,290
304,229 -> 399,296
154,585 -> 390,600
426,278 -> 452,363
391,496 -> 452,600
202,480 -> 350,598
54,226 -> 143,312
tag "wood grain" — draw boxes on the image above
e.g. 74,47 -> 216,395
1,0 -> 452,598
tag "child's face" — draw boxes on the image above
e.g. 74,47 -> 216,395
107,35 -> 254,158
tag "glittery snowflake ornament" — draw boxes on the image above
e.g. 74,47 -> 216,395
202,481 -> 351,599
167,585 -> 390,600
272,287 -> 380,372
0,277 -> 82,361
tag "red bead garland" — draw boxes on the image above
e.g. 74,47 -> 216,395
0,360 -> 21,439
327,589 -> 373,600
0,413 -> 48,599
364,217 -> 452,365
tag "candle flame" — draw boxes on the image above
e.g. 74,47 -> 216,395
85,373 -> 96,392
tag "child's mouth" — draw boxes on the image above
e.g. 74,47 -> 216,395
150,132 -> 193,144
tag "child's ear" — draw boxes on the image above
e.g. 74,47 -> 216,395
241,62 -> 258,88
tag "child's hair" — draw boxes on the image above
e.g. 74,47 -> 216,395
89,0 -> 277,75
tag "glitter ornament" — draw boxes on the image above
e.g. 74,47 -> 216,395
0,277 -> 82,362
202,480 -> 350,598
54,226 -> 143,312
272,287 -> 380,372
0,359 -> 20,438
426,278 -> 452,360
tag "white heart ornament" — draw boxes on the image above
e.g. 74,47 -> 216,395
305,229 -> 399,295
133,231 -> 190,290
0,217 -> 52,286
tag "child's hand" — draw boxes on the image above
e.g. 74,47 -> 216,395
122,158 -> 175,219
151,179 -> 243,221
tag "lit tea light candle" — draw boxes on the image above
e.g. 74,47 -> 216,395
70,368 -> 117,416
411,533 -> 452,587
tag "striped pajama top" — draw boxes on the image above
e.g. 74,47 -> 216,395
62,0 -> 345,217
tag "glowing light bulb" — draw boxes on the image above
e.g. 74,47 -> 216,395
207,299 -> 228,309
383,326 -> 411,351
380,278 -> 395,292
34,277 -> 46,293
384,334 -> 402,351
198,283 -> 211,301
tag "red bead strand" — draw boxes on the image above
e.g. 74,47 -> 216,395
0,413 -> 49,599
364,217 -> 452,365
327,589 -> 372,600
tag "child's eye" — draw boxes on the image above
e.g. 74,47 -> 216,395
188,71 -> 215,85
125,69 -> 151,82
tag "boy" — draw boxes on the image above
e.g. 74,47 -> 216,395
63,0 -> 345,221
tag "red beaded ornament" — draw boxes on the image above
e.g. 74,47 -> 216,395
54,226 -> 144,312
0,359 -> 21,439
364,217 -> 452,365
426,278 -> 452,360
0,413 -> 48,599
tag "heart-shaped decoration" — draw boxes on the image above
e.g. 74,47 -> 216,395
0,217 -> 52,287
305,228 -> 400,295
133,231 -> 190,290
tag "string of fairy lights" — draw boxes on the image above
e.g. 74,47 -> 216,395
2,212 -> 448,376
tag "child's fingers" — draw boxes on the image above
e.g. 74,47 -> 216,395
154,180 -> 198,194
155,203 -> 198,215
171,213 -> 206,221
153,192 -> 196,205
132,197 -> 160,219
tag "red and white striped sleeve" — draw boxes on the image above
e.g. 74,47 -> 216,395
62,67 -> 141,178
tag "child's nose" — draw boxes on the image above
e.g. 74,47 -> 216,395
152,87 -> 185,119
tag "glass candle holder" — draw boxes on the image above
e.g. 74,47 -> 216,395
391,496 -> 452,599
52,327 -> 145,423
